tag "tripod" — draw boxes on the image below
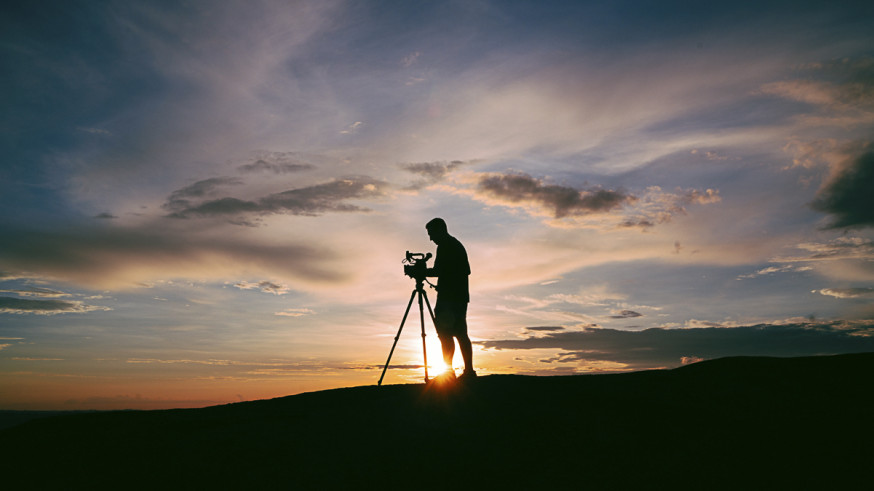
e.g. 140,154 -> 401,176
378,276 -> 437,385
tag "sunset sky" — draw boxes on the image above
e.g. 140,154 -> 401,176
2,0 -> 874,410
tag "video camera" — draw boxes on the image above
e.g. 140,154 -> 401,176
403,251 -> 431,281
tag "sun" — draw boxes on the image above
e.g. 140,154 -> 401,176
424,336 -> 451,375
429,358 -> 448,375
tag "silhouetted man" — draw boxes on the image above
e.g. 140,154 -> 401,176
424,218 -> 476,381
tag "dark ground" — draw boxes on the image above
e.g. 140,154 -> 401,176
2,353 -> 873,489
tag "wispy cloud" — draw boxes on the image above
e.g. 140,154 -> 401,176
815,288 -> 874,299
234,281 -> 290,295
759,57 -> 874,113
163,177 -> 389,220
0,288 -> 70,298
237,151 -> 316,174
773,237 -> 874,262
401,51 -> 421,67
0,297 -> 111,315
340,121 -> 363,135
737,264 -> 814,279
274,308 -> 315,317
400,160 -> 467,190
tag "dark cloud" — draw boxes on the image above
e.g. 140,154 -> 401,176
94,213 -> 117,219
609,310 -> 642,319
480,322 -> 874,370
811,151 -> 874,229
476,173 -> 633,218
240,160 -> 313,174
619,218 -> 655,228
164,177 -> 388,219
0,223 -> 346,288
238,154 -> 315,174
168,177 -> 245,200
0,297 -> 109,315
525,326 -> 566,332
163,177 -> 246,216
168,197 -> 262,217
353,364 -> 424,371
400,161 -> 465,189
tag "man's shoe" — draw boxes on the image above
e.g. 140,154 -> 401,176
458,370 -> 477,381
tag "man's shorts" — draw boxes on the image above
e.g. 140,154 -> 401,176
434,300 -> 468,339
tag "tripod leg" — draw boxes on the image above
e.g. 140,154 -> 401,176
422,290 -> 437,329
418,290 -> 429,383
422,290 -> 440,380
378,289 -> 418,386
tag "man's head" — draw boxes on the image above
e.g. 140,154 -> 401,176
426,217 -> 449,244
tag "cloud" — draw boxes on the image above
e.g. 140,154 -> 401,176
76,127 -> 112,136
340,121 -> 363,134
618,186 -> 721,229
0,297 -> 111,315
609,310 -> 643,319
275,308 -> 314,317
441,172 -> 720,229
475,173 -> 633,219
759,80 -> 844,107
811,151 -> 874,229
737,264 -> 813,279
164,177 -> 389,220
163,177 -> 245,214
480,322 -> 874,371
525,326 -> 566,332
759,57 -> 874,112
680,356 -> 704,365
401,51 -> 421,67
234,281 -> 289,295
0,288 -> 70,298
816,288 -> 874,299
773,236 -> 874,262
0,223 -> 346,289
237,152 -> 316,174
400,160 -> 466,189
126,358 -> 234,366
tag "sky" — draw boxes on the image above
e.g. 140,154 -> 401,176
2,0 -> 874,410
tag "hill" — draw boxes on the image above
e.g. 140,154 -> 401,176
2,353 -> 873,489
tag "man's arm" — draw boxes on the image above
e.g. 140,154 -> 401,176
425,246 -> 440,277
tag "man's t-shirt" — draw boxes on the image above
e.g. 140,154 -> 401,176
432,235 -> 471,303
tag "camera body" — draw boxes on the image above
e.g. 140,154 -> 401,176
403,251 -> 432,281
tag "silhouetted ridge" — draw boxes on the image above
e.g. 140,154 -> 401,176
2,353 -> 872,489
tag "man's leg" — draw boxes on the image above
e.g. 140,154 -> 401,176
455,303 -> 474,375
457,334 -> 473,372
434,301 -> 456,373
439,334 -> 455,369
